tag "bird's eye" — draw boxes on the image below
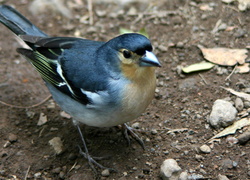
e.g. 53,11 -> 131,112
123,50 -> 131,58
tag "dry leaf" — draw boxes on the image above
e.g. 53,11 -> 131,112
182,61 -> 215,73
209,118 -> 250,141
119,27 -> 149,38
235,63 -> 250,73
60,111 -> 71,119
37,112 -> 47,126
222,0 -> 235,3
221,87 -> 250,101
199,46 -> 248,66
49,137 -> 64,155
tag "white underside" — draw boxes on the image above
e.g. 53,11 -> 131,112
46,84 -> 138,127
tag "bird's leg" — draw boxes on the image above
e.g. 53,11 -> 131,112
76,124 -> 116,173
122,123 -> 145,150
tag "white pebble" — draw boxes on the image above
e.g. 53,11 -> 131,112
101,169 -> 110,177
131,122 -> 140,129
218,174 -> 229,180
209,99 -> 237,128
160,159 -> 182,180
179,171 -> 188,180
199,144 -> 211,154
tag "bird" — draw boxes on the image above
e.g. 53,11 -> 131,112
0,5 -> 160,173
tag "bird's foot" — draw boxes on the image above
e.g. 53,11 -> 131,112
76,124 -> 116,175
78,146 -> 116,174
122,123 -> 145,150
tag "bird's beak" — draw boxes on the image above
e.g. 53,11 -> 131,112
139,51 -> 161,67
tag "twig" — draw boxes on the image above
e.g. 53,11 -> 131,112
225,5 -> 239,12
199,73 -> 208,85
0,95 -> 51,109
39,127 -> 45,138
24,165 -> 31,180
69,161 -> 78,172
225,65 -> 237,81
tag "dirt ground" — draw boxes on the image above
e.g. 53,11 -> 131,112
0,0 -> 250,179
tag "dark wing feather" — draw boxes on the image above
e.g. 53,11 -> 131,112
17,36 -> 91,104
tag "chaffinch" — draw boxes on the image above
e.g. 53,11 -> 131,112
0,5 -> 160,172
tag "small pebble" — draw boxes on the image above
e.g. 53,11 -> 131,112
218,174 -> 229,180
195,154 -> 204,161
151,129 -> 158,135
172,16 -> 182,25
235,98 -> 244,111
179,171 -> 188,180
95,10 -> 107,17
221,158 -> 233,169
244,101 -> 250,108
218,23 -> 227,31
0,151 -> 8,158
176,41 -> 184,48
138,174 -> 144,178
74,165 -> 81,170
237,130 -> 250,144
199,145 -> 211,154
68,153 -> 78,161
8,133 -> 18,142
52,167 -> 61,174
226,136 -> 238,145
143,168 -> 151,174
132,167 -> 137,171
131,122 -> 140,129
34,172 -> 42,178
26,110 -> 35,118
47,100 -> 56,109
163,150 -> 169,155
59,171 -> 65,179
158,45 -> 168,52
199,169 -> 207,174
127,7 -> 137,16
156,136 -> 162,141
101,169 -> 110,177
234,28 -> 246,38
188,173 -> 204,179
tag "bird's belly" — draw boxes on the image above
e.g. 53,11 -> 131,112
46,84 -> 136,127
46,73 -> 155,127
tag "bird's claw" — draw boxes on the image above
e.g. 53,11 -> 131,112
78,146 -> 116,174
123,123 -> 145,150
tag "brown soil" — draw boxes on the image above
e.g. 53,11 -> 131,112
0,0 -> 250,179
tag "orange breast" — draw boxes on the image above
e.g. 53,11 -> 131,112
120,65 -> 156,120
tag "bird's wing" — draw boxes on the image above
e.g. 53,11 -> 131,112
17,35 -> 105,105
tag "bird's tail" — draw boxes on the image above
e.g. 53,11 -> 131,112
0,5 -> 47,37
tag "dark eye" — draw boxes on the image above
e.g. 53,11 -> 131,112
123,50 -> 131,58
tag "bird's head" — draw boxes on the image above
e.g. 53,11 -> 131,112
105,33 -> 161,81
